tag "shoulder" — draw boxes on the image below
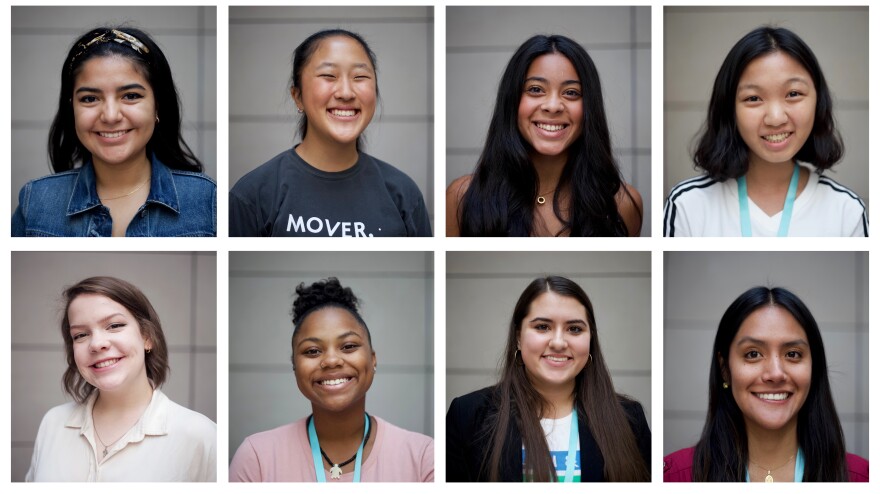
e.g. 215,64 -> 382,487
239,419 -> 306,450
445,175 -> 473,237
814,174 -> 866,208
19,170 -> 80,196
169,170 -> 216,201
663,447 -> 695,482
447,174 -> 473,200
39,401 -> 80,424
615,182 -> 643,236
619,396 -> 646,418
449,386 -> 496,412
163,397 -> 217,438
364,153 -> 421,192
846,452 -> 869,482
375,417 -> 433,451
666,175 -> 723,205
231,150 -> 294,192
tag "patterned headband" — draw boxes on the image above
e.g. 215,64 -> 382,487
69,29 -> 150,70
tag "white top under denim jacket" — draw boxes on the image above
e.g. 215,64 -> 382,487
12,155 -> 216,237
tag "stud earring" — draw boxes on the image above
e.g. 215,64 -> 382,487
723,382 -> 729,389
297,108 -> 304,114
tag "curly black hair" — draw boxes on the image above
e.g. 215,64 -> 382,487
289,278 -> 372,370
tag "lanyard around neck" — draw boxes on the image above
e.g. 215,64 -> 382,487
737,165 -> 799,237
308,413 -> 370,482
562,409 -> 579,482
745,447 -> 805,482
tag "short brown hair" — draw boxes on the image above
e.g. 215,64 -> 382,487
61,276 -> 169,402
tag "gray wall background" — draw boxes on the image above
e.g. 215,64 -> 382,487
446,7 -> 652,236
10,251 -> 217,482
664,7 -> 868,209
228,7 -> 435,227
10,6 -> 217,212
228,251 -> 434,462
446,252 -> 652,428
664,252 -> 868,459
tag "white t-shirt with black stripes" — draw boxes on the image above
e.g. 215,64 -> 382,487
663,169 -> 867,237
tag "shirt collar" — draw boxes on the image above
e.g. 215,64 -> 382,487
66,155 -> 181,216
64,388 -> 171,439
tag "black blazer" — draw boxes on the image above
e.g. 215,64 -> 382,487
446,386 -> 651,482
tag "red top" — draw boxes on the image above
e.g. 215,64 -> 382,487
664,446 -> 868,482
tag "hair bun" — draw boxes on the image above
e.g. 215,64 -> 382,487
292,277 -> 359,325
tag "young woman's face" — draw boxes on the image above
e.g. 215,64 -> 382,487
517,291 -> 591,393
292,36 -> 377,148
68,293 -> 152,394
725,306 -> 812,436
517,53 -> 584,163
73,56 -> 156,169
734,51 -> 817,169
292,308 -> 376,413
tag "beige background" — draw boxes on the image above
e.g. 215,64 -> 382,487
664,251 -> 868,459
10,6 -> 217,212
10,251 -> 217,482
228,6 -> 435,228
446,251 -> 652,428
664,7 -> 868,209
446,6 -> 652,236
228,251 -> 434,462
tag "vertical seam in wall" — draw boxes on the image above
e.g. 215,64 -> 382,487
854,252 -> 865,455
424,251 -> 433,435
425,7 -> 434,224
629,6 -> 638,189
189,253 -> 198,409
197,7 -> 206,162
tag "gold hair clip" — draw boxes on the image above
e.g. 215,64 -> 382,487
69,29 -> 150,70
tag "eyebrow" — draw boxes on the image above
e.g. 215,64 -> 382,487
75,83 -> 147,94
529,316 -> 588,326
69,313 -> 126,332
525,76 -> 581,86
735,336 -> 809,347
314,62 -> 372,70
737,77 -> 811,92
296,330 -> 364,347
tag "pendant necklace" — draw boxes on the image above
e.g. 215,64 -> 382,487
745,448 -> 804,483
536,188 -> 555,205
308,413 -> 371,481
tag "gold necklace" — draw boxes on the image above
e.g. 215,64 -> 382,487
536,188 -> 555,205
750,453 -> 795,482
99,177 -> 150,201
92,412 -> 121,458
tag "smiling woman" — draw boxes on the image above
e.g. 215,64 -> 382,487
11,26 -> 216,237
446,276 -> 650,482
26,277 -> 216,482
228,278 -> 434,482
663,287 -> 869,482
229,29 -> 431,237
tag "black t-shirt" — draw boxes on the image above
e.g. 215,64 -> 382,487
229,149 -> 432,237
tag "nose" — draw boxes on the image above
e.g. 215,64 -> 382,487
100,99 -> 122,124
89,331 -> 110,353
548,327 -> 568,350
541,93 -> 564,113
321,349 -> 343,369
763,100 -> 789,127
762,355 -> 787,382
335,77 -> 355,101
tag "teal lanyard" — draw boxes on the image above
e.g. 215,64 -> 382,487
308,413 -> 370,482
563,409 -> 579,482
737,165 -> 799,237
745,447 -> 805,482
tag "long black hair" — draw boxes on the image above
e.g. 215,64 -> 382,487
49,26 -> 202,172
290,29 -> 379,152
693,26 -> 843,180
692,286 -> 848,481
458,34 -> 634,237
484,276 -> 649,481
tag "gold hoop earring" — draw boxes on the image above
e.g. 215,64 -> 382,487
513,349 -> 522,365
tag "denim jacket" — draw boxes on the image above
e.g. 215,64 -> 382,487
12,156 -> 216,237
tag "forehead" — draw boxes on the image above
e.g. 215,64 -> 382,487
74,55 -> 150,86
733,306 -> 808,344
296,307 -> 368,341
525,52 -> 579,82
308,36 -> 373,68
738,51 -> 814,87
68,293 -> 133,319
525,291 -> 588,319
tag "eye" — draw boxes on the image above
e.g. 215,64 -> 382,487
303,348 -> 321,357
319,74 -> 336,79
744,350 -> 761,359
122,92 -> 144,101
787,90 -> 803,98
786,350 -> 803,359
78,95 -> 98,104
743,95 -> 761,103
342,343 -> 361,352
72,332 -> 89,341
534,323 -> 550,331
563,88 -> 582,98
107,322 -> 126,331
525,85 -> 544,95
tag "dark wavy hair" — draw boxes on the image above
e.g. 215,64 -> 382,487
693,26 -> 843,180
60,276 -> 169,403
458,34 -> 635,237
290,29 -> 379,152
49,26 -> 203,173
692,286 -> 848,481
483,276 -> 649,481
289,277 -> 371,370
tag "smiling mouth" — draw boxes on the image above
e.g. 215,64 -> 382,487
97,130 -> 131,138
330,109 -> 358,117
754,392 -> 791,401
93,358 -> 120,369
762,132 -> 791,143
543,355 -> 571,362
535,122 -> 568,132
317,377 -> 354,387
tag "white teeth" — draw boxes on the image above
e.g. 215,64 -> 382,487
536,123 -> 566,132
544,356 -> 569,362
762,132 -> 791,143
331,109 -> 356,117
94,358 -> 119,368
320,377 -> 352,386
98,130 -> 127,138
756,392 -> 790,401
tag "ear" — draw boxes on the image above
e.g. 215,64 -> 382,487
716,352 -> 729,383
371,350 -> 377,372
291,87 -> 302,110
144,337 -> 153,353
